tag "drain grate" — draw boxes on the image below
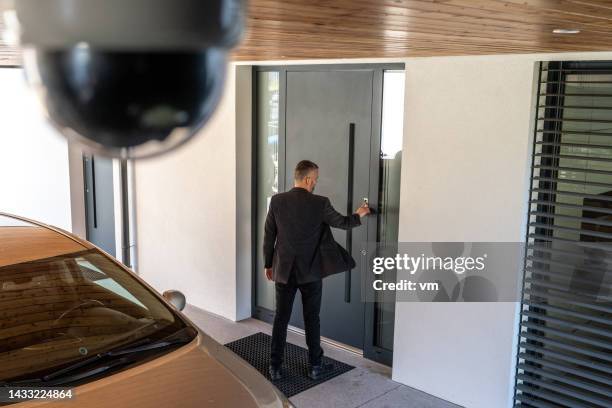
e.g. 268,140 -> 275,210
225,332 -> 354,398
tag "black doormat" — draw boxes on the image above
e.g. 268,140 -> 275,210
225,332 -> 354,398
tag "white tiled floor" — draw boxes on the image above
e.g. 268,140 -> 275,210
184,305 -> 462,408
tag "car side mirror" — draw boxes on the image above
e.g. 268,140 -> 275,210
163,290 -> 186,312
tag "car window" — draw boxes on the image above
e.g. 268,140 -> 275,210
0,249 -> 192,383
75,257 -> 146,307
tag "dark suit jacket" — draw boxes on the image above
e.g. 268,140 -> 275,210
263,187 -> 361,284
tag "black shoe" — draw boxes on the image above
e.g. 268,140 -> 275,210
269,365 -> 283,381
307,362 -> 334,380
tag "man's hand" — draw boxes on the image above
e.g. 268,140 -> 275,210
265,268 -> 273,281
355,203 -> 371,218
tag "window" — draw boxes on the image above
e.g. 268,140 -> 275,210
515,61 -> 612,407
0,249 -> 193,385
254,70 -> 280,313
373,70 -> 405,352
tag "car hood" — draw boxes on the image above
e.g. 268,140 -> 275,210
19,333 -> 287,408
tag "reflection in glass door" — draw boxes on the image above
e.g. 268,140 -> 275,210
373,71 -> 405,353
255,71 -> 280,314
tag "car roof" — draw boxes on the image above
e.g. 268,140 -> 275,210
0,213 -> 90,268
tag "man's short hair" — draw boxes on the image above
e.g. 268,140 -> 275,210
294,160 -> 319,181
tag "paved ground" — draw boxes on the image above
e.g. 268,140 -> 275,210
184,305 -> 462,408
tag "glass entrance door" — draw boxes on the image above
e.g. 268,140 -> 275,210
253,65 -> 404,364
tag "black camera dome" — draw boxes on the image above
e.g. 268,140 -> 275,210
8,0 -> 245,158
30,47 -> 226,158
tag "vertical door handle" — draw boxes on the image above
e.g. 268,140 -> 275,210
345,123 -> 355,303
91,156 -> 98,228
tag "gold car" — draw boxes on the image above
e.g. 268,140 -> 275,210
0,212 -> 291,407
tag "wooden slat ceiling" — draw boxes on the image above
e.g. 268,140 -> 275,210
0,18 -> 19,66
1,0 -> 612,65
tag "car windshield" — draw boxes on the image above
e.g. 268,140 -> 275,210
0,248 -> 192,383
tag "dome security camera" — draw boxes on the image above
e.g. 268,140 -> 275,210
5,0 -> 245,159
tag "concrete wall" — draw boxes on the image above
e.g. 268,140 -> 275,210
0,68 -> 72,230
134,65 -> 239,320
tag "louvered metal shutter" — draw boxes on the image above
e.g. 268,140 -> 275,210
514,61 -> 612,408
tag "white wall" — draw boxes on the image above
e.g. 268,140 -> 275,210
393,55 -> 535,408
393,51 -> 612,408
0,68 -> 72,230
134,65 -> 239,320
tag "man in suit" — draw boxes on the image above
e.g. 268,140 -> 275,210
263,160 -> 370,381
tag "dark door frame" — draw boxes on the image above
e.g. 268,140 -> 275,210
251,63 -> 404,366
82,154 -> 132,268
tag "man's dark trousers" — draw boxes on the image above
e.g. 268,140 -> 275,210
270,266 -> 323,369
264,187 -> 361,369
